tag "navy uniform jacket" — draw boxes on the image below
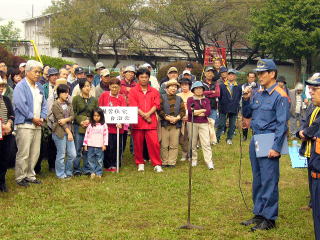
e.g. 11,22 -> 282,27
242,83 -> 290,153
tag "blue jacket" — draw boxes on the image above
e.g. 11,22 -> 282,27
13,78 -> 48,125
93,74 -> 100,87
242,83 -> 289,153
219,81 -> 242,114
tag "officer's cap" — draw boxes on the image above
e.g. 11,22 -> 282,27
306,73 -> 320,86
254,59 -> 277,72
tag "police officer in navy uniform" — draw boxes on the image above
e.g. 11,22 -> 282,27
297,75 -> 320,240
240,59 -> 290,231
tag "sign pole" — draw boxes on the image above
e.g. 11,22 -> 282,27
116,127 -> 120,173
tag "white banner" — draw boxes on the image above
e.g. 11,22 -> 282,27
101,106 -> 138,124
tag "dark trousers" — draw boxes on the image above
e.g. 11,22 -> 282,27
35,134 -> 56,173
0,134 -> 14,184
307,158 -> 312,205
249,139 -> 280,221
216,113 -> 237,140
104,133 -> 123,168
311,177 -> 320,240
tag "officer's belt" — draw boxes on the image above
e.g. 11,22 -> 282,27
311,171 -> 320,179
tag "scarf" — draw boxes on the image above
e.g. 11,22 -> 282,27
304,107 -> 320,157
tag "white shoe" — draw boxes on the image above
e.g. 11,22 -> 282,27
191,160 -> 197,167
180,157 -> 187,162
138,164 -> 145,172
207,162 -> 214,170
227,139 -> 232,145
90,173 -> 96,179
154,165 -> 163,173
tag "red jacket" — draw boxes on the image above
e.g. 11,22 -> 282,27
128,84 -> 160,130
98,91 -> 126,134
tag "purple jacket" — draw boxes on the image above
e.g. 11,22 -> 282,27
187,96 -> 211,123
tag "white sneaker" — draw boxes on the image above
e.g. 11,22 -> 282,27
180,157 -> 187,162
191,160 -> 197,167
154,165 -> 164,173
138,164 -> 145,172
227,139 -> 232,145
207,162 -> 214,170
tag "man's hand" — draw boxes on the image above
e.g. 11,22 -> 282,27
116,123 -> 122,129
58,118 -> 67,126
242,87 -> 252,100
299,130 -> 306,141
32,118 -> 43,126
67,133 -> 74,141
102,146 -> 106,151
268,149 -> 280,158
84,145 -> 88,151
2,122 -> 12,135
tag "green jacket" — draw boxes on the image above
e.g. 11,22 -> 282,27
72,95 -> 98,134
3,86 -> 13,102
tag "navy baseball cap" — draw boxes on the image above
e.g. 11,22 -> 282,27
48,67 -> 59,76
254,59 -> 277,72
220,66 -> 228,73
228,69 -> 238,74
75,67 -> 85,75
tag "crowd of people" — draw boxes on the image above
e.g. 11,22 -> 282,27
0,57 -> 319,237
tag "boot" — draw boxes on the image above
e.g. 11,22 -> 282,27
243,128 -> 248,141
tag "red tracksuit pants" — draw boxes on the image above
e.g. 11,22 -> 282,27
132,129 -> 162,166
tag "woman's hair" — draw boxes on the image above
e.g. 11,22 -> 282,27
108,77 -> 121,86
136,67 -> 150,78
90,107 -> 105,126
56,84 -> 69,98
11,69 -> 21,79
78,78 -> 88,90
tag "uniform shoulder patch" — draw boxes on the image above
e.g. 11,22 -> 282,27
274,86 -> 290,102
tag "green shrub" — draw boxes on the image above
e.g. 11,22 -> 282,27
157,61 -> 204,81
22,55 -> 74,69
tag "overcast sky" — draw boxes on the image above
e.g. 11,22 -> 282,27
0,0 -> 52,21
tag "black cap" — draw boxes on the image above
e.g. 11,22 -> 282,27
179,77 -> 192,86
75,67 -> 84,75
86,70 -> 94,76
186,63 -> 193,68
276,76 -> 286,84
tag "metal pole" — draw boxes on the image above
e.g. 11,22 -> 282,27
116,127 -> 120,173
179,106 -> 203,230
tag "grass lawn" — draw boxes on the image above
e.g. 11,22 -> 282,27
0,134 -> 314,240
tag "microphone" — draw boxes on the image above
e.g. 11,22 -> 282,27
249,82 -> 256,88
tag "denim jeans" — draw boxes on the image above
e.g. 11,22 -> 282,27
73,124 -> 89,174
87,147 -> 104,176
52,133 -> 76,178
216,113 -> 237,140
208,109 -> 218,120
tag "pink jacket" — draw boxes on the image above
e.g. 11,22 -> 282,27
83,123 -> 108,147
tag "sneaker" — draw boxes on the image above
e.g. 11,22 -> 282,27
90,173 -> 96,179
207,162 -> 214,170
191,160 -> 197,167
154,165 -> 164,173
17,179 -> 29,187
226,139 -> 232,145
96,175 -> 102,179
26,179 -> 42,184
180,157 -> 187,161
138,164 -> 145,172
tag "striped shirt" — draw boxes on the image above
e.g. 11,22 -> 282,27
0,98 -> 8,124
